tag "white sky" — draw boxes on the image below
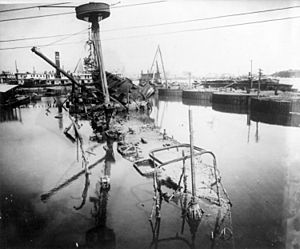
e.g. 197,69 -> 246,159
1,0 -> 300,78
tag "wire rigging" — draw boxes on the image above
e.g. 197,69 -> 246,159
0,14 -> 299,51
2,3 -> 300,43
0,11 -> 74,23
0,2 -> 71,13
0,29 -> 89,43
39,0 -> 167,9
0,1 -> 167,23
103,15 -> 300,40
1,2 -> 300,24
0,39 -> 86,51
44,28 -> 89,46
111,0 -> 167,9
103,4 -> 300,32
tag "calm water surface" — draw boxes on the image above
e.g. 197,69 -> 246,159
0,96 -> 299,249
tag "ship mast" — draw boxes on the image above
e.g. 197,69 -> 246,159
150,45 -> 168,87
75,2 -> 110,104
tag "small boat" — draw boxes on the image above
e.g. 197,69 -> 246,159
133,143 -> 231,206
117,141 -> 138,160
133,158 -> 156,177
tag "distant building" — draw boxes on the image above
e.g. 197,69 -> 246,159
0,71 -> 16,84
15,72 -> 26,85
73,72 -> 93,84
139,70 -> 161,87
0,71 -> 94,86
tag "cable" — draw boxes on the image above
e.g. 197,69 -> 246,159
0,1 -> 167,23
0,2 -> 299,32
40,38 -> 87,48
103,4 -> 300,32
0,29 -> 89,43
2,2 -> 300,24
43,28 -> 89,46
0,39 -> 86,51
0,14 -> 299,51
0,2 -> 71,13
0,11 -> 74,23
103,15 -> 300,40
40,0 -> 167,9
111,0 -> 167,9
0,29 -> 89,50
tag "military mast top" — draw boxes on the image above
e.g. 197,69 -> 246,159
75,2 -> 110,104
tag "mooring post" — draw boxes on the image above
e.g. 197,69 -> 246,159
187,109 -> 204,221
250,59 -> 253,89
189,108 -> 196,200
182,150 -> 187,193
258,68 -> 262,98
18,107 -> 22,123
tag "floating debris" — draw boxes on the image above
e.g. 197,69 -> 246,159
133,159 -> 156,177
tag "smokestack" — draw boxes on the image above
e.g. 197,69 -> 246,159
55,51 -> 61,78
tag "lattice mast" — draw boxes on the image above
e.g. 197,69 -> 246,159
76,2 -> 110,103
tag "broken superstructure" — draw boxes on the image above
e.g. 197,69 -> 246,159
34,3 -> 233,247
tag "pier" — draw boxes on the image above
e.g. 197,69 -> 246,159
212,92 -> 255,106
182,89 -> 213,101
251,96 -> 300,114
158,88 -> 182,98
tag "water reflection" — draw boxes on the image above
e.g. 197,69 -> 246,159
41,155 -> 106,202
0,96 -> 294,248
0,190 -> 48,248
182,98 -> 211,107
85,139 -> 116,248
158,95 -> 182,102
210,208 -> 234,249
246,113 -> 260,144
149,192 -> 199,249
57,115 -> 63,130
145,144 -> 234,249
211,102 -> 300,128
73,171 -> 90,210
155,96 -> 300,129
255,121 -> 259,143
212,103 -> 248,114
0,107 -> 22,123
251,111 -> 300,127
149,190 -> 234,249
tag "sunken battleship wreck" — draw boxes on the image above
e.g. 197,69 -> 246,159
0,2 -> 234,249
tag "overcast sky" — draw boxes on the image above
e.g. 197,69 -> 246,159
1,0 -> 300,78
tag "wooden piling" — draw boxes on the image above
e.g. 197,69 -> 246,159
188,109 -> 196,200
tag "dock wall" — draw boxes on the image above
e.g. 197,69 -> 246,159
182,90 -> 212,106
251,111 -> 300,127
251,98 -> 292,114
182,90 -> 212,101
158,88 -> 182,98
158,95 -> 182,102
212,103 -> 249,114
182,98 -> 212,107
212,92 -> 254,105
17,86 -> 71,96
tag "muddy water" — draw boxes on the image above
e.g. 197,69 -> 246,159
0,96 -> 299,249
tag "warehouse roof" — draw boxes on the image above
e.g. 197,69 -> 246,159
0,84 -> 18,93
